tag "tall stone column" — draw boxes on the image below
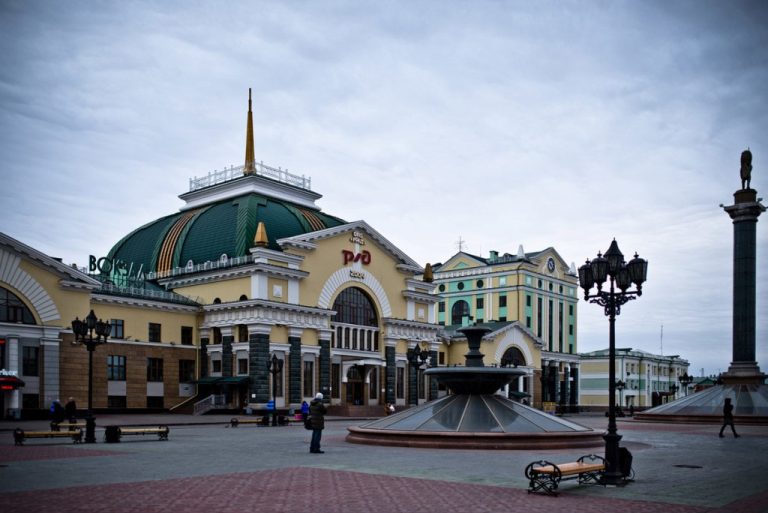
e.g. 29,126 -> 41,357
288,328 -> 303,407
319,331 -> 331,400
221,327 -> 234,377
385,343 -> 396,404
429,348 -> 439,401
248,325 -> 270,405
199,329 -> 210,378
723,176 -> 766,384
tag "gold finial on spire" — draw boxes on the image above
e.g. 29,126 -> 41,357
423,263 -> 433,283
244,88 -> 256,176
253,221 -> 268,247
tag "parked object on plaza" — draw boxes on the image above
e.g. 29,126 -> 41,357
525,454 -> 606,496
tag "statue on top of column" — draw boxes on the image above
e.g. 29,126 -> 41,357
740,148 -> 752,190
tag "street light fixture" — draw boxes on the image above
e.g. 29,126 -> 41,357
266,353 -> 284,426
407,343 -> 430,405
71,310 -> 111,443
678,373 -> 693,396
579,239 -> 648,486
615,379 -> 626,409
669,383 -> 679,401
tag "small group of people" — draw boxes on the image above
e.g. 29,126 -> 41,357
50,397 -> 77,425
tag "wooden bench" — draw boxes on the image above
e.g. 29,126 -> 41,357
51,421 -> 87,431
231,415 -> 298,427
14,428 -> 83,446
525,454 -> 606,496
112,426 -> 170,441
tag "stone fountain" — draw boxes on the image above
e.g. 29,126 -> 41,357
346,325 -> 603,449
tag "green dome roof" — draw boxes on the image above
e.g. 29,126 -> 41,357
107,192 -> 345,275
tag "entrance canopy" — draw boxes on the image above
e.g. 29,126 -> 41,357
0,375 -> 25,390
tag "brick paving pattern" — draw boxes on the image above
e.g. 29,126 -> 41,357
1,413 -> 766,513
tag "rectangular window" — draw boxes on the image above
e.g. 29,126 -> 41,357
22,393 -> 39,409
396,367 -> 405,399
178,359 -> 195,383
438,351 -> 445,365
110,319 -> 125,339
22,346 -> 39,376
569,304 -> 574,316
148,323 -> 161,343
147,396 -> 164,409
548,299 -> 553,349
438,302 -> 445,313
303,360 -> 314,397
526,295 -> 532,307
499,276 -> 507,286
331,363 -> 341,399
499,295 -> 507,308
237,358 -> 248,375
108,396 -> 127,408
476,297 -> 484,309
147,358 -> 163,382
526,316 -> 531,328
558,301 -> 564,352
537,297 -> 543,337
499,316 -> 507,322
181,326 -> 193,345
107,355 -> 126,381
212,359 -> 222,373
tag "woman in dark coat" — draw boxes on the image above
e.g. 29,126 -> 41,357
719,397 -> 739,438
309,393 -> 327,453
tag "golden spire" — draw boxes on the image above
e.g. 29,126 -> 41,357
243,88 -> 256,176
423,263 -> 433,283
253,221 -> 268,247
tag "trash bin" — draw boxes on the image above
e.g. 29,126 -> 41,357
104,425 -> 121,443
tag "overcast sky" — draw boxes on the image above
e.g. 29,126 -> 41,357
1,0 -> 766,377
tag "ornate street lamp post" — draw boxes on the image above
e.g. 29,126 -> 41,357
579,240 -> 647,485
407,343 -> 430,406
71,310 -> 111,443
678,372 -> 693,396
615,379 -> 626,409
267,354 -> 284,426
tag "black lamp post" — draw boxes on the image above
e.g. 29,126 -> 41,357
407,343 -> 430,405
615,379 -> 626,408
579,239 -> 647,486
678,372 -> 693,396
669,383 -> 679,401
267,354 -> 283,426
71,310 -> 111,443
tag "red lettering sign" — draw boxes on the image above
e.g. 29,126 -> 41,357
342,249 -> 371,265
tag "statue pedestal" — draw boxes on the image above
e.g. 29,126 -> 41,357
722,362 -> 766,385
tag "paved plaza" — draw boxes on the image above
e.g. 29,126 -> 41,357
1,413 -> 767,513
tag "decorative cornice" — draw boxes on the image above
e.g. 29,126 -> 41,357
91,294 -> 201,313
401,289 -> 438,304
277,220 -> 422,271
0,232 -> 101,286
203,299 -> 334,330
382,317 -> 440,341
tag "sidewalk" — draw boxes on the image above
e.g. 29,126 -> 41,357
1,413 -> 767,512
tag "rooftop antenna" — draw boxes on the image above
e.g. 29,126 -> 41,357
660,324 -> 663,356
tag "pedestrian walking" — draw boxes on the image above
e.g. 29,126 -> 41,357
309,392 -> 327,454
64,397 -> 77,423
719,397 -> 739,438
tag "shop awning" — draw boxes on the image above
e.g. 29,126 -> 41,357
0,375 -> 25,390
217,376 -> 250,385
193,376 -> 221,385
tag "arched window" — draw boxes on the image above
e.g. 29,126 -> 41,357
331,287 -> 378,327
501,346 -> 526,367
0,286 -> 35,324
239,294 -> 248,301
451,300 -> 469,325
